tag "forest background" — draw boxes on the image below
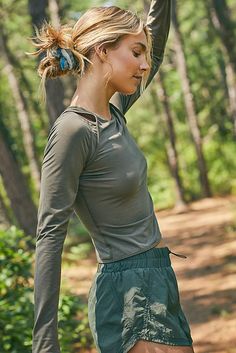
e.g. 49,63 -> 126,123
0,0 -> 236,352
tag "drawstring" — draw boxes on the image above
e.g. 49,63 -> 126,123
168,249 -> 187,259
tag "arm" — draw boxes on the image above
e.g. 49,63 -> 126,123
32,113 -> 91,353
110,0 -> 171,115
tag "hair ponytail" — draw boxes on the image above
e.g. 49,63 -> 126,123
29,5 -> 152,98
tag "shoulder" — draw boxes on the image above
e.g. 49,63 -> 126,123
53,109 -> 94,138
44,110 -> 97,160
42,110 -> 98,169
47,109 -> 98,147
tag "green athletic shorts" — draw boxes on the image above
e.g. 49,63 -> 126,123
88,247 -> 193,353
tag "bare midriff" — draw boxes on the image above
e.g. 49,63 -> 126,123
155,238 -> 168,248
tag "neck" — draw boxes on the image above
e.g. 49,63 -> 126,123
70,69 -> 115,121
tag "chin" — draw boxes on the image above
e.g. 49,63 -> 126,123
119,86 -> 139,95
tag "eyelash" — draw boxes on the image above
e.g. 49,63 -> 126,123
133,51 -> 141,57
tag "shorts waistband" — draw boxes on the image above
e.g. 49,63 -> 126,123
97,247 -> 171,273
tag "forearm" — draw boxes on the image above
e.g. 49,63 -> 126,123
146,0 -> 171,79
32,236 -> 65,353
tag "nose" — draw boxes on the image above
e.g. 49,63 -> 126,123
140,58 -> 150,72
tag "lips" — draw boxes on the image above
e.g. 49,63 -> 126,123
133,76 -> 142,82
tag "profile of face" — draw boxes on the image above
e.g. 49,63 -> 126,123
100,30 -> 150,95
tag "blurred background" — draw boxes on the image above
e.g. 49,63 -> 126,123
0,0 -> 236,352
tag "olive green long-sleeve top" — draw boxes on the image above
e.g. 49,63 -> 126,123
33,1 -> 171,352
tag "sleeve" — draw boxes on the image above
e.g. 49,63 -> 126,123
110,0 -> 171,115
32,113 -> 91,353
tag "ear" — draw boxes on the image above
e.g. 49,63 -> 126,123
94,44 -> 108,62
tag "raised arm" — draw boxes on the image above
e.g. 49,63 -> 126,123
110,0 -> 171,115
32,113 -> 91,353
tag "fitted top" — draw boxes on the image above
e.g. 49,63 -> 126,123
38,103 -> 162,263
33,1 -> 171,352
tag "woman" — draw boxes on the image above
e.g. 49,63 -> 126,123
32,0 -> 194,352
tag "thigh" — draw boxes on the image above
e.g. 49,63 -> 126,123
128,340 -> 194,353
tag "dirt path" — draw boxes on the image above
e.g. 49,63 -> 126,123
62,196 -> 236,353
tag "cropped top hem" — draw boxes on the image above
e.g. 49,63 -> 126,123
97,237 -> 163,264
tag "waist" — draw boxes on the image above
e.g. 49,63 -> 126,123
154,238 -> 167,248
97,246 -> 171,273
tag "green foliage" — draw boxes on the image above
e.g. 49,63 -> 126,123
0,227 -> 93,353
0,227 -> 34,352
206,139 -> 236,195
63,216 -> 93,262
58,295 -> 94,352
64,242 -> 93,262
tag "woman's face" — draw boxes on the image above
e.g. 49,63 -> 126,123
105,30 -> 150,95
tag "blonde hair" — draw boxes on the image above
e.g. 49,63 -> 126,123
31,6 -> 152,95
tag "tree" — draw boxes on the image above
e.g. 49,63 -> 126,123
171,0 -> 211,197
28,0 -> 65,125
209,0 -> 236,137
155,71 -> 186,208
0,31 -> 41,192
211,0 -> 236,73
0,130 -> 37,238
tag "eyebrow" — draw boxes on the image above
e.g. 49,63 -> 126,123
133,42 -> 147,52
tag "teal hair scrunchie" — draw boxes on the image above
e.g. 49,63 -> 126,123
52,48 -> 77,71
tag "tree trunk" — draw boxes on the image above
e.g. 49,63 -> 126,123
171,0 -> 211,197
48,0 -> 61,27
0,131 -> 37,237
211,0 -> 236,73
156,71 -> 187,208
224,59 -> 236,138
0,32 -> 41,192
28,0 -> 65,125
209,1 -> 236,138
